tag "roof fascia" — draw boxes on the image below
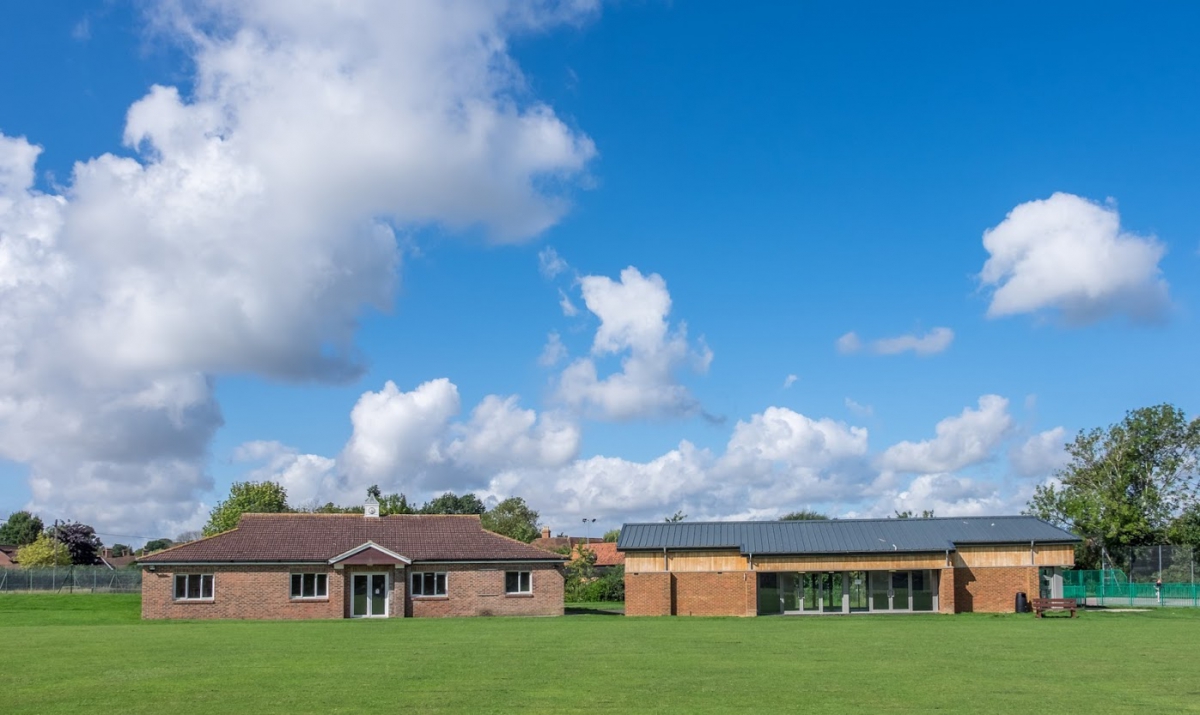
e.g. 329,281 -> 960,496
141,561 -> 328,567
328,541 -> 412,565
412,558 -> 566,564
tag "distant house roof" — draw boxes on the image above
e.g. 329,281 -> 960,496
617,516 -> 1079,555
0,544 -> 17,568
99,554 -> 138,569
531,536 -> 604,553
571,541 -> 625,568
138,514 -> 566,565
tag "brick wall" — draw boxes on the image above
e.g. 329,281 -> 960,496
143,562 -> 563,619
954,566 -> 1038,613
626,572 -> 672,616
938,568 -> 956,614
672,572 -> 756,617
626,571 -> 756,617
142,565 -> 343,620
406,563 -> 563,618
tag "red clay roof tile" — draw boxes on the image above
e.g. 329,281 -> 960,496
138,514 -> 564,564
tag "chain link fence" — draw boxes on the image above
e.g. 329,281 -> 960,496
1064,545 -> 1199,607
0,566 -> 142,593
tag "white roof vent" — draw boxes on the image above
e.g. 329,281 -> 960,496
364,496 -> 380,519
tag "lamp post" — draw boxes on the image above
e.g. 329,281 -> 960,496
582,517 -> 596,544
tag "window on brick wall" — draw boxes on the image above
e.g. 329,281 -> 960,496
174,574 -> 214,601
290,573 -> 328,599
505,571 -> 532,594
411,571 -> 447,597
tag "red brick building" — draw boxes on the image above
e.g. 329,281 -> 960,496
618,516 -> 1078,616
138,507 -> 565,620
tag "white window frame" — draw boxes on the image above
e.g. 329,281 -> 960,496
505,570 -> 533,595
173,573 -> 214,601
410,571 -> 447,597
289,572 -> 329,600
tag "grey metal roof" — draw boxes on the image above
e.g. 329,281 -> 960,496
616,516 -> 1079,555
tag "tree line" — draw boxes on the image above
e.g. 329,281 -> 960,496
1027,403 -> 1200,570
0,513 -> 106,567
201,481 -> 543,544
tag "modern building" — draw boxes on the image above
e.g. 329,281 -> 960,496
138,503 -> 566,620
618,516 -> 1078,616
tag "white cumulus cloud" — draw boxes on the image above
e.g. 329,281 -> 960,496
0,1 -> 598,536
980,192 -> 1169,324
837,327 -> 954,356
878,395 -> 1013,474
836,332 -> 862,354
555,266 -> 710,420
538,247 -> 568,279
1009,427 -> 1070,478
872,327 -> 954,356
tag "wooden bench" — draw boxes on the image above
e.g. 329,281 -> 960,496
1031,597 -> 1077,618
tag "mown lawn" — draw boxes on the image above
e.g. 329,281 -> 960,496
2,595 -> 1198,714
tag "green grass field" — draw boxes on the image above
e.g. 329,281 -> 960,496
2,595 -> 1198,714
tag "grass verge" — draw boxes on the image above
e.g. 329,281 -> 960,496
2,594 -> 1198,714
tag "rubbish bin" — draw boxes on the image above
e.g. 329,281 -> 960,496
1015,591 -> 1028,613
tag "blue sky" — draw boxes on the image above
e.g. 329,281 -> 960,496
0,1 -> 1197,543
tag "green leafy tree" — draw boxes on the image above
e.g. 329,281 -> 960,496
304,486 -> 413,515
369,485 -> 414,515
602,528 -> 621,542
16,533 -> 72,566
1027,404 -> 1200,569
1167,504 -> 1200,550
564,545 -> 598,602
53,522 -> 102,565
203,481 -> 290,536
420,492 -> 486,515
308,502 -> 361,514
480,498 -> 540,543
109,544 -> 131,557
0,511 -> 44,546
781,510 -> 830,520
141,538 -> 174,554
664,510 -> 687,523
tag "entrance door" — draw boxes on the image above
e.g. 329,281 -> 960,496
351,573 -> 389,617
847,571 -> 869,612
891,571 -> 910,611
780,573 -> 800,612
870,571 -> 890,611
757,573 -> 781,615
819,573 -> 842,613
802,573 -> 819,612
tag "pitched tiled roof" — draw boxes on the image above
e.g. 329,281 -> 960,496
138,514 -> 565,564
531,536 -> 604,552
570,541 -> 625,568
618,516 -> 1080,554
100,554 -> 138,569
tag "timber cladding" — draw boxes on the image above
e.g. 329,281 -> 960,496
754,552 -> 947,571
952,543 -> 1075,568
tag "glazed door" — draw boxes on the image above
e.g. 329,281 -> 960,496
351,573 -> 389,617
891,571 -> 910,611
870,572 -> 890,610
